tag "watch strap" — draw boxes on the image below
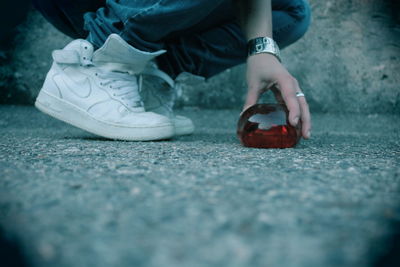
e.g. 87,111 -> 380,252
247,37 -> 281,62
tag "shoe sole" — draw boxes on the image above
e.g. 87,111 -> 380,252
35,90 -> 174,141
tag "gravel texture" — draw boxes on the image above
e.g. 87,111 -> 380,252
0,105 -> 399,267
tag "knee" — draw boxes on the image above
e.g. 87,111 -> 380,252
276,0 -> 312,49
292,0 -> 312,37
288,0 -> 312,45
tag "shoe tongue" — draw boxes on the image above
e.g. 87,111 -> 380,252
92,34 -> 165,74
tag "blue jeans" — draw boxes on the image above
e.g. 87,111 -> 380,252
33,0 -> 311,78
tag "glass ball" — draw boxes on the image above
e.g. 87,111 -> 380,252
237,104 -> 301,149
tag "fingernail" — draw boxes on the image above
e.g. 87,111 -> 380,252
307,131 -> 311,138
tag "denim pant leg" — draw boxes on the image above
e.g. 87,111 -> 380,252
33,0 -> 311,78
32,0 -> 105,39
157,0 -> 312,78
272,0 -> 312,48
83,0 -> 311,78
83,0 -> 228,51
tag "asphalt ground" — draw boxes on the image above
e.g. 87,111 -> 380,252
0,105 -> 399,267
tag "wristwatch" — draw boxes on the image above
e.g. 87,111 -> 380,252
247,37 -> 281,62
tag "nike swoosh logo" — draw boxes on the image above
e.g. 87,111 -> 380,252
53,73 -> 92,98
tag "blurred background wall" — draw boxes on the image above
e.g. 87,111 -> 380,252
0,0 -> 399,113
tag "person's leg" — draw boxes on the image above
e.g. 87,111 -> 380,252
32,0 -> 105,39
32,0 -> 238,77
32,0 -> 235,64
33,0 -> 310,78
272,0 -> 312,48
83,0 -> 229,50
157,0 -> 312,78
35,0 -> 228,139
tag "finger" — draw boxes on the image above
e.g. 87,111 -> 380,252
297,92 -> 312,139
292,80 -> 312,139
298,96 -> 312,139
278,78 -> 301,127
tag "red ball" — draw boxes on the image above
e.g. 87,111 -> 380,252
237,104 -> 302,149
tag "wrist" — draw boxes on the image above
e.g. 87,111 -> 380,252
247,37 -> 281,62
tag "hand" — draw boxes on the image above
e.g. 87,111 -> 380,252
243,53 -> 311,139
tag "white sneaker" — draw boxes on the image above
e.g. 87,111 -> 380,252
140,64 -> 196,136
35,34 -> 174,141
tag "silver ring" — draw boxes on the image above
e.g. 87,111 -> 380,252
295,92 -> 305,98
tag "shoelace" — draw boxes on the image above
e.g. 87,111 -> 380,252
96,71 -> 143,109
140,65 -> 207,114
53,46 -> 143,109
140,64 -> 180,112
54,46 -> 205,111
